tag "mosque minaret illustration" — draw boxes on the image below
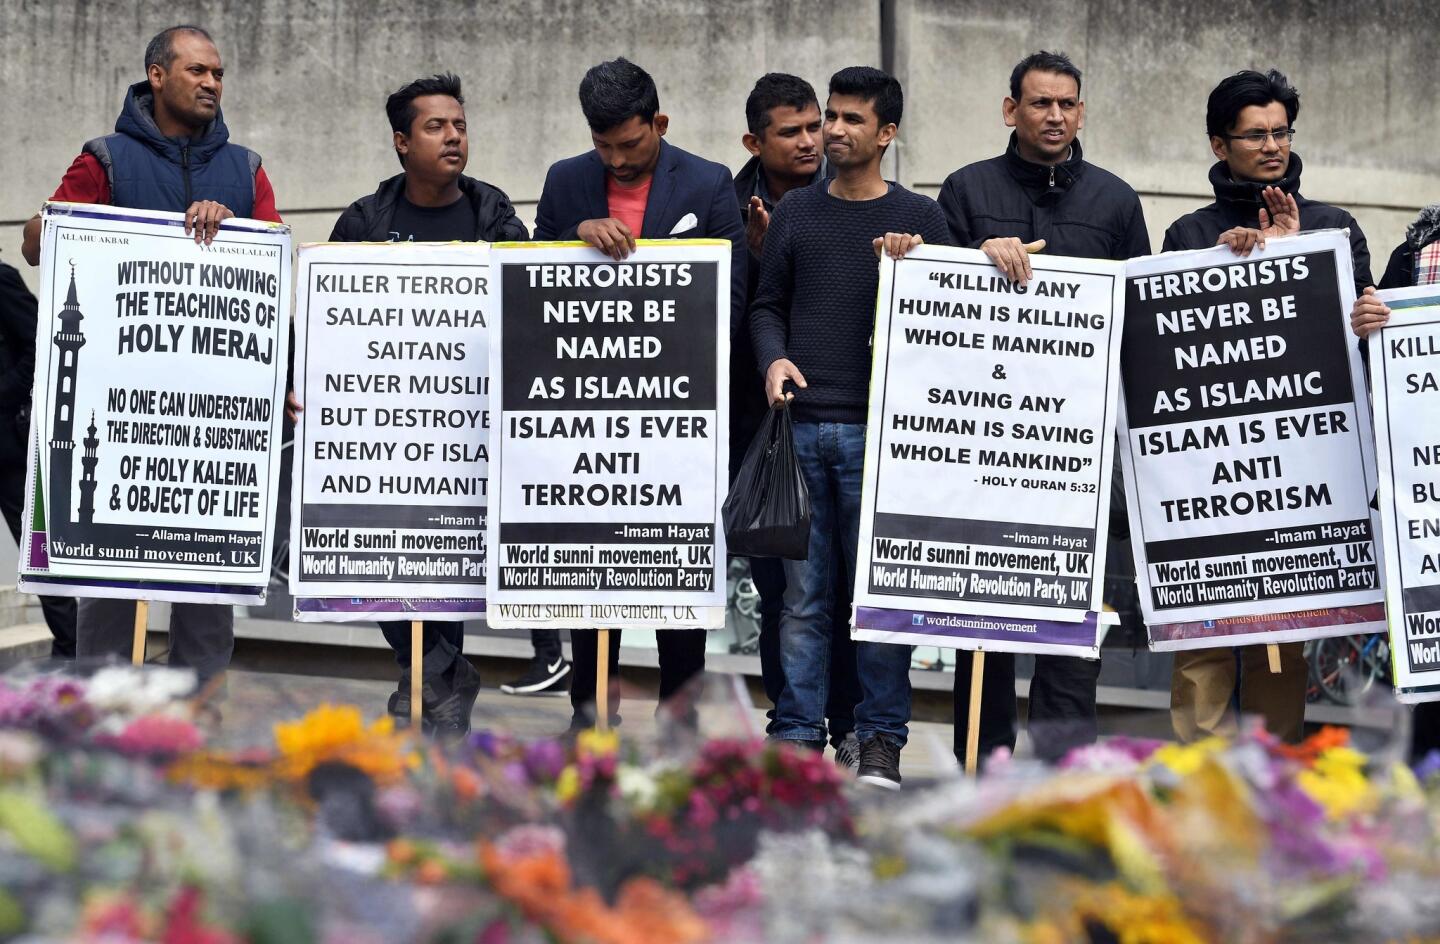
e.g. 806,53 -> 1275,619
48,265 -> 87,530
79,411 -> 99,525
47,262 -> 108,532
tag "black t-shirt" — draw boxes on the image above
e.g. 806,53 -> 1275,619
388,193 -> 477,242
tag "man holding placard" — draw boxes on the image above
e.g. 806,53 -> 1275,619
750,66 -> 948,789
936,51 -> 1149,764
1350,204 -> 1440,757
1162,69 -> 1373,743
21,25 -> 282,682
288,73 -> 531,734
533,57 -> 744,730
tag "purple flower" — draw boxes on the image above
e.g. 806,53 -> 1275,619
0,685 -> 35,726
1413,749 -> 1440,784
501,761 -> 529,787
1104,736 -> 1165,762
522,739 -> 566,782
0,678 -> 96,735
1262,779 -> 1382,880
467,730 -> 504,757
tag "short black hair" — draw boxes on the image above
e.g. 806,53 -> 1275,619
144,25 -> 213,72
578,58 -> 659,133
745,73 -> 820,136
1009,50 -> 1082,101
1205,69 -> 1300,138
827,66 -> 903,128
385,73 -> 464,167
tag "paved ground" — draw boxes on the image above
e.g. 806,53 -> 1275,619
1,620 -> 1405,779
207,668 -> 970,781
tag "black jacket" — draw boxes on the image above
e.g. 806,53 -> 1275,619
1162,154 -> 1372,292
329,173 -> 528,243
728,156 -> 830,471
0,262 -> 37,449
732,155 -> 832,298
938,135 -> 1150,261
938,136 -> 1149,630
1378,204 -> 1440,289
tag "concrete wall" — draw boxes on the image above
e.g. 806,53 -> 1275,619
894,0 -> 1440,267
0,0 -> 879,283
6,1 -> 1435,284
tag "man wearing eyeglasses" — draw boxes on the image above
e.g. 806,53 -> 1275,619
1163,68 -> 1372,744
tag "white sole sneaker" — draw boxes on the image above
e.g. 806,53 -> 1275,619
856,773 -> 902,791
499,662 -> 572,695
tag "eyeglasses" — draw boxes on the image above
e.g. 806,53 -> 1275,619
1223,128 -> 1296,150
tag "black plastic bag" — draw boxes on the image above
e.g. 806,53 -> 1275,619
722,401 -> 811,559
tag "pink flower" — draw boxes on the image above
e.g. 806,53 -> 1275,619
94,714 -> 204,757
688,792 -> 718,829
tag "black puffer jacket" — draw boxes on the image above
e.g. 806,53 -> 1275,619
329,173 -> 528,242
1162,154 -> 1372,292
938,135 -> 1150,640
1378,203 -> 1440,289
938,135 -> 1150,262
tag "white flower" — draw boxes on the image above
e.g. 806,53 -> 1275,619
84,666 -> 196,716
617,765 -> 658,808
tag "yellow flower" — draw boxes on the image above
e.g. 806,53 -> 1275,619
555,765 -> 581,804
272,704 -> 415,785
1147,737 -> 1226,777
1073,884 -> 1208,944
1387,761 -> 1425,804
576,728 -> 619,760
969,776 -> 1172,893
1296,746 -> 1374,820
871,853 -> 906,881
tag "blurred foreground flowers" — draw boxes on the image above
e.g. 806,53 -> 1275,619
2,665 -> 1439,942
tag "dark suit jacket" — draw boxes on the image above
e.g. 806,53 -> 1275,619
533,138 -> 746,334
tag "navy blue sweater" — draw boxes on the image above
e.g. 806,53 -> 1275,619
749,179 -> 951,423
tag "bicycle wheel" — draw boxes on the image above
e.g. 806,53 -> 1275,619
1309,635 -> 1366,706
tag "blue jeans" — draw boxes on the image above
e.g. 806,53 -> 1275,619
771,422 -> 912,745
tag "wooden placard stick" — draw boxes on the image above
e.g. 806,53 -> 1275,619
130,600 -> 149,665
410,620 -> 424,728
596,628 -> 611,731
1267,642 -> 1282,674
965,650 -> 985,777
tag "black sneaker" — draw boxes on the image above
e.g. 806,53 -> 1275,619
833,733 -> 861,773
856,734 -> 903,791
765,735 -> 826,752
422,657 -> 482,739
387,673 -> 413,729
500,656 -> 572,696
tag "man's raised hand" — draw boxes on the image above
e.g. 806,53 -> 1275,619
1217,186 -> 1300,257
746,196 -> 771,257
1259,185 -> 1299,240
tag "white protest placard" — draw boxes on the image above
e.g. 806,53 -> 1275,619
1119,230 -> 1382,641
486,241 -> 729,630
1372,285 -> 1440,703
20,203 -> 290,594
850,246 -> 1124,656
289,242 -> 490,614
